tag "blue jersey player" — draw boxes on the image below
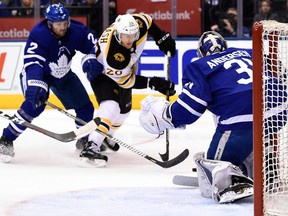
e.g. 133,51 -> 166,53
0,3 -> 96,163
139,31 -> 255,203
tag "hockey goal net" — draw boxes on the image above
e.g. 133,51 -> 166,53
253,20 -> 288,216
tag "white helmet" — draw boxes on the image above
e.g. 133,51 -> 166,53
114,14 -> 140,44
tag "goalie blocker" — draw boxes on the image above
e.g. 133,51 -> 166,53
193,152 -> 253,203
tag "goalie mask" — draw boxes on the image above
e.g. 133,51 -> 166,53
197,31 -> 227,58
114,14 -> 140,44
45,3 -> 70,27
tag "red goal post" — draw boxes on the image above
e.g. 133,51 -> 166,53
253,20 -> 288,216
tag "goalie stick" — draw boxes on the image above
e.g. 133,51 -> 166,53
27,101 -> 188,169
0,111 -> 99,142
172,168 -> 199,186
172,175 -> 199,187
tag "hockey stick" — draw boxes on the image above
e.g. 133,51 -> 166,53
173,168 -> 199,187
0,110 -> 100,142
172,175 -> 199,187
159,51 -> 171,161
44,101 -> 190,168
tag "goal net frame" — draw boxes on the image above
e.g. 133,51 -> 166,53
253,20 -> 288,216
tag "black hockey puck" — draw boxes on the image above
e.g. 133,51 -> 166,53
192,168 -> 197,172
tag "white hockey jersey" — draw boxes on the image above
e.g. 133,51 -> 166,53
96,13 -> 153,88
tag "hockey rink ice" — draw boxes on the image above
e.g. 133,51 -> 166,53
0,109 -> 253,216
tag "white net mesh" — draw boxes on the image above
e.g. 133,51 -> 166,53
261,20 -> 288,216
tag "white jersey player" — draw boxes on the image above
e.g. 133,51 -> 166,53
79,13 -> 176,166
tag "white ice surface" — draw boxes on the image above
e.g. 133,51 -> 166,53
0,109 -> 253,216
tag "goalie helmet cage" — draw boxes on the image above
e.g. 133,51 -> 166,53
253,20 -> 288,216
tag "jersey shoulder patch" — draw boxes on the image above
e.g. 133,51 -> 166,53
28,21 -> 53,49
133,14 -> 150,39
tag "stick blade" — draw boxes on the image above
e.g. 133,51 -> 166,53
172,175 -> 199,187
153,149 -> 189,168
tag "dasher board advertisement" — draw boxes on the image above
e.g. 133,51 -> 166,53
0,17 -> 87,40
117,0 -> 201,36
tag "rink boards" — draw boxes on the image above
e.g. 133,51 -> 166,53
0,40 -> 252,109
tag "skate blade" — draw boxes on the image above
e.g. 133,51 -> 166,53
219,187 -> 253,203
78,157 -> 107,168
0,154 -> 13,163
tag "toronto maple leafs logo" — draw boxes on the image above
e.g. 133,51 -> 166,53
49,55 -> 71,79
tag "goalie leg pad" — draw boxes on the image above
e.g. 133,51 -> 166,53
193,152 -> 213,198
212,161 -> 253,203
193,152 -> 254,203
218,180 -> 253,203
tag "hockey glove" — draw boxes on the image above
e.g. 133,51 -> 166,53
81,54 -> 103,82
148,77 -> 176,96
156,31 -> 176,57
139,95 -> 174,134
25,79 -> 48,110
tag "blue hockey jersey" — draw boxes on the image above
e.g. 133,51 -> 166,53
22,19 -> 97,83
171,47 -> 253,130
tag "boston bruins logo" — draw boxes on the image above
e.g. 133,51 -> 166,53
114,53 -> 125,62
136,19 -> 143,29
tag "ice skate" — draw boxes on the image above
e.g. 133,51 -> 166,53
75,136 -> 88,151
79,141 -> 108,167
76,136 -> 107,152
102,138 -> 120,151
0,136 -> 15,163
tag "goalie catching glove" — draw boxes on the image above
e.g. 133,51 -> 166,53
148,77 -> 176,96
139,95 -> 174,134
